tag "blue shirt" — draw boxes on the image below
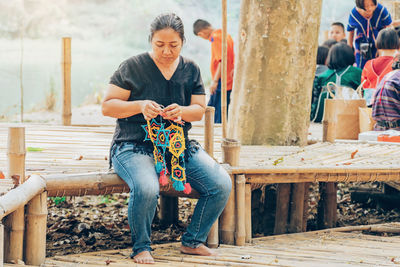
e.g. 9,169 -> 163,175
347,3 -> 392,69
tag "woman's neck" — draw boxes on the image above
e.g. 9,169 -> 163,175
379,50 -> 398,57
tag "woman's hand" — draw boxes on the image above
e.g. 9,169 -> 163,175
141,100 -> 162,121
162,103 -> 183,123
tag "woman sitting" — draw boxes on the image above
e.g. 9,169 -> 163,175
372,55 -> 400,131
311,43 -> 362,122
362,28 -> 400,105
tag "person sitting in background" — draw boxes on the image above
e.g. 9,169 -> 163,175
322,39 -> 338,49
315,46 -> 330,76
316,43 -> 362,90
329,22 -> 347,43
372,55 -> 400,130
362,28 -> 399,89
362,28 -> 399,105
311,43 -> 362,122
347,0 -> 392,69
311,46 -> 330,120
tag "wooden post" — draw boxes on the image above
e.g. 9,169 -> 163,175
221,0 -> 228,137
235,175 -> 245,246
207,223 -> 219,249
288,183 -> 305,233
62,37 -> 72,126
159,196 -> 178,226
25,191 -> 47,266
0,223 -> 4,267
4,127 -> 26,263
205,107 -> 218,248
274,183 -> 291,234
245,184 -> 252,243
220,138 -> 240,245
204,107 -> 215,156
302,182 -> 311,232
318,182 -> 337,229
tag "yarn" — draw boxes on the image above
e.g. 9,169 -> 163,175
142,117 -> 189,194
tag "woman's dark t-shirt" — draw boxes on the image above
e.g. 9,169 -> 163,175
109,52 -> 205,149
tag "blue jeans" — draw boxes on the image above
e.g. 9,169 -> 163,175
207,80 -> 232,123
111,142 -> 232,257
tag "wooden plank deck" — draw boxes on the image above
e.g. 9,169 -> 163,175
1,123 -> 400,175
5,223 -> 400,266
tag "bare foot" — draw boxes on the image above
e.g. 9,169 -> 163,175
133,251 -> 155,264
180,244 -> 217,256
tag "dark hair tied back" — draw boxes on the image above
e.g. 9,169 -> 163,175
355,0 -> 377,10
149,13 -> 185,43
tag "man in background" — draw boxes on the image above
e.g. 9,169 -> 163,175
193,19 -> 234,123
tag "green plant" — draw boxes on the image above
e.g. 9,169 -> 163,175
50,196 -> 66,205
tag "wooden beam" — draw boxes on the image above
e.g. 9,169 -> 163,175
221,0 -> 227,138
204,106 -> 218,248
274,183 -> 291,234
245,171 -> 400,184
0,223 -> 3,267
4,127 -> 26,263
220,139 -> 240,245
288,183 -> 305,233
245,184 -> 252,243
25,192 -> 47,266
62,37 -> 72,126
235,174 -> 245,246
317,182 -> 337,229
45,172 -> 200,198
0,175 -> 46,220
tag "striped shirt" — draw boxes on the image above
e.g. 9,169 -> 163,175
372,70 -> 400,130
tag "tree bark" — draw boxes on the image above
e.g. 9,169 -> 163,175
228,0 -> 322,145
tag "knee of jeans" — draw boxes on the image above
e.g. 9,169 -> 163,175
130,178 -> 159,201
215,170 -> 232,196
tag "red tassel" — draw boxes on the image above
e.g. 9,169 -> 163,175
183,182 -> 192,194
159,170 -> 169,186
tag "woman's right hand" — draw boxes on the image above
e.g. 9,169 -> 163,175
141,100 -> 162,121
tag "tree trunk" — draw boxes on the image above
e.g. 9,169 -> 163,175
228,0 -> 322,145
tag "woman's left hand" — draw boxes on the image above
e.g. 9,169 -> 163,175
162,103 -> 183,123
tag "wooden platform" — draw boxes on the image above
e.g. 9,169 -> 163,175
1,123 -> 400,178
5,223 -> 400,267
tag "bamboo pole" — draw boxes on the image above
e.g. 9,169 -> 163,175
302,182 -> 311,232
25,191 -> 47,266
4,127 -> 26,263
274,183 -> 291,234
0,223 -> 3,267
288,183 -> 305,233
220,138 -> 240,245
0,175 -> 46,220
235,174 -> 245,246
204,107 -> 215,156
204,106 -> 218,248
221,0 -> 228,138
245,184 -> 252,243
44,172 -> 199,198
62,37 -> 72,126
19,26 -> 24,123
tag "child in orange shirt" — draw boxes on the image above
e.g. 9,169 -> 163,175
193,19 -> 235,123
